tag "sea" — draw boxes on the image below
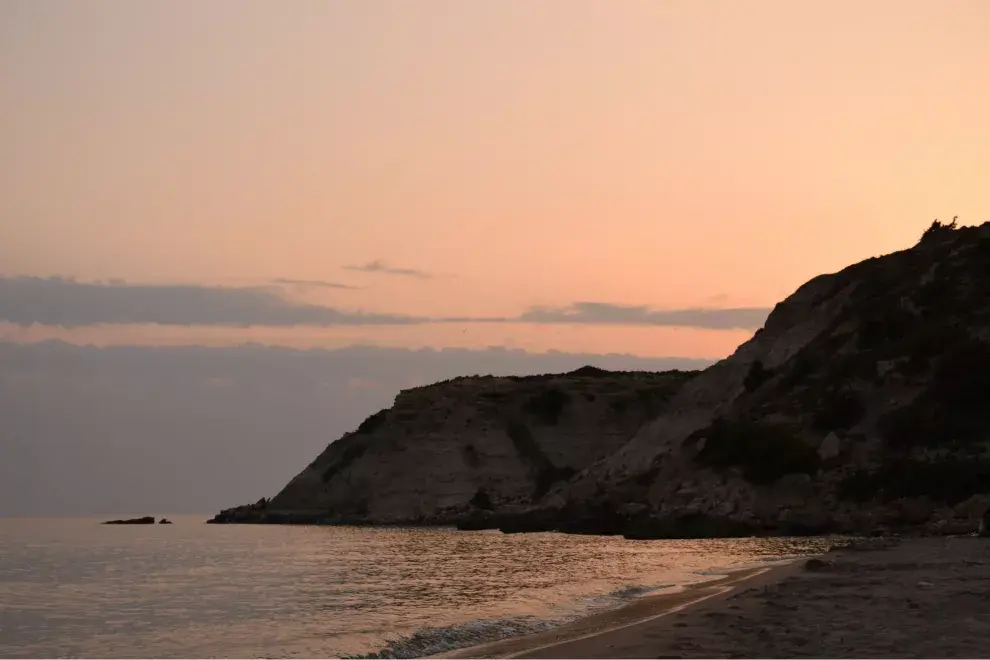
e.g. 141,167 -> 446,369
0,515 -> 830,658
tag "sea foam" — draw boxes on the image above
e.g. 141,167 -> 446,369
350,582 -> 676,659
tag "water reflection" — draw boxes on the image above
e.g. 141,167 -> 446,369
0,517 -> 832,658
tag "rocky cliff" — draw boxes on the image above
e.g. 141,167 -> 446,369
479,219 -> 990,537
211,220 -> 990,537
209,367 -> 694,524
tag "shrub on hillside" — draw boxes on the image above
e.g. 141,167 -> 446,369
881,338 -> 990,449
838,458 -> 990,505
813,388 -> 866,431
523,388 -> 571,425
857,306 -> 916,351
692,418 -> 820,485
918,217 -> 958,245
780,352 -> 818,388
743,360 -> 773,392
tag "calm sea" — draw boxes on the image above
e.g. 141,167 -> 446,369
0,516 -> 828,658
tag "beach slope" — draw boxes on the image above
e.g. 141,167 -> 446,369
453,537 -> 990,659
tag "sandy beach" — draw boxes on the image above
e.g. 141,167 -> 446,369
443,536 -> 990,658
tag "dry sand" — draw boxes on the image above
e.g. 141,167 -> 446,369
444,536 -> 990,658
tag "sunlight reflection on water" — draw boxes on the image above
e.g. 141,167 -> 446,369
0,516 -> 831,658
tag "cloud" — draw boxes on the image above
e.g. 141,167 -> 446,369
517,302 -> 770,330
0,276 -> 771,330
271,278 -> 361,290
0,276 -> 420,327
343,259 -> 431,279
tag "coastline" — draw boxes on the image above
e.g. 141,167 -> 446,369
441,536 -> 990,659
435,559 -> 804,659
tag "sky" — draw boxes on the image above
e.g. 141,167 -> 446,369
1,1 -> 988,514
3,0 -> 987,358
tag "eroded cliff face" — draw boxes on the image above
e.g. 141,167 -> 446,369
213,221 -> 990,537
210,367 -> 694,524
513,220 -> 990,536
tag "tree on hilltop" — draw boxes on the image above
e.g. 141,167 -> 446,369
919,216 -> 959,244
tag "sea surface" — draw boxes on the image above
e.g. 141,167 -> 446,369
0,516 -> 829,658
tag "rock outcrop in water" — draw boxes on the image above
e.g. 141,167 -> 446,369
103,516 -> 156,524
212,220 -> 990,537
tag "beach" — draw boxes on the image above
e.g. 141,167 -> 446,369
444,536 -> 990,658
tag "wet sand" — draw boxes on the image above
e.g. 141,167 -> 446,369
438,562 -> 796,659
445,536 -> 990,658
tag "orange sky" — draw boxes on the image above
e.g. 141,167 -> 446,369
2,0 -> 988,357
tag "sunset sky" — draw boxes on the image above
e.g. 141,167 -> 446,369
3,0 -> 988,358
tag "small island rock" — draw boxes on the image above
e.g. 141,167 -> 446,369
102,516 -> 156,525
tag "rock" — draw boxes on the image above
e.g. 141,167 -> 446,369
875,360 -> 898,378
777,508 -> 836,536
980,509 -> 990,538
932,507 -> 954,524
497,506 -> 566,534
773,473 -> 815,503
622,513 -> 755,540
848,510 -> 878,535
804,558 -> 832,572
818,432 -> 841,461
102,516 -> 156,525
953,494 -> 990,520
455,510 -> 496,531
159,518 -> 173,524
930,519 -> 978,536
617,502 -> 650,518
893,497 -> 935,526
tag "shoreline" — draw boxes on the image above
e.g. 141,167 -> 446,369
435,558 -> 805,659
446,536 -> 990,659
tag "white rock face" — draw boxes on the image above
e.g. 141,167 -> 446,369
266,371 -> 691,522
819,432 -> 842,460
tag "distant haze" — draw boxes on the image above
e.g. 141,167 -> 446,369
0,341 -> 709,516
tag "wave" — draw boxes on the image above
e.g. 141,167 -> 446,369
346,615 -> 569,659
590,582 -> 676,604
348,582 -> 676,659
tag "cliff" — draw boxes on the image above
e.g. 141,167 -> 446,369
487,219 -> 990,537
209,367 -> 694,524
211,220 -> 990,537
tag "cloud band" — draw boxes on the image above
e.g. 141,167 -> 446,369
0,277 -> 769,330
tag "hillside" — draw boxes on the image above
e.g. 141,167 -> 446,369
211,220 -> 990,537
468,219 -> 990,537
